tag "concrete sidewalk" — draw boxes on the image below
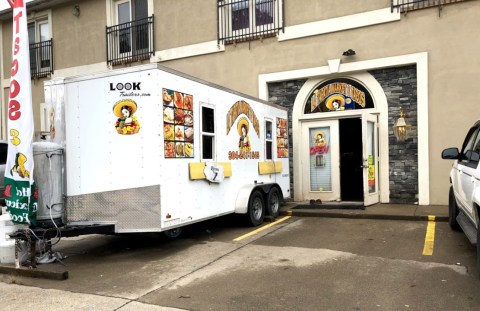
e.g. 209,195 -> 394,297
280,202 -> 449,222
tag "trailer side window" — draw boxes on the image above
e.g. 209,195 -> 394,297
265,120 -> 273,160
201,106 -> 215,160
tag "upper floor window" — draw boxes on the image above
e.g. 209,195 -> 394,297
231,0 -> 273,31
28,16 -> 53,78
106,0 -> 154,66
218,0 -> 284,44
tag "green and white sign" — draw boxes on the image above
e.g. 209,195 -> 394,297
4,0 -> 37,225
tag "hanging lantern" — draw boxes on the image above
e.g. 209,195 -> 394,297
393,107 -> 411,142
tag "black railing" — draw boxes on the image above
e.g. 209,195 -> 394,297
218,0 -> 284,44
106,15 -> 154,66
391,0 -> 467,12
30,39 -> 53,78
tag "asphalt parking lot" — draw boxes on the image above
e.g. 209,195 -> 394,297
1,215 -> 480,311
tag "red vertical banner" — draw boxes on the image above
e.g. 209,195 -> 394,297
4,0 -> 38,225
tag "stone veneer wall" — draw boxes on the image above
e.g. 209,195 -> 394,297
268,80 -> 307,199
267,65 -> 418,204
368,65 -> 418,204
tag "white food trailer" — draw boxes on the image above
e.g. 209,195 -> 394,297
34,63 -> 290,237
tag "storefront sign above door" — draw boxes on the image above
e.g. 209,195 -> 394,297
304,78 -> 374,114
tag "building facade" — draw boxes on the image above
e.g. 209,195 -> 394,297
0,0 -> 478,206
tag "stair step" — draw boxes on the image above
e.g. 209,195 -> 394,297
457,212 -> 477,245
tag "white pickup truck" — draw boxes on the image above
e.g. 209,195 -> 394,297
442,121 -> 480,278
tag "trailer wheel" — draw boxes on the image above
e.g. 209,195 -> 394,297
267,187 -> 281,218
246,191 -> 265,226
163,228 -> 183,239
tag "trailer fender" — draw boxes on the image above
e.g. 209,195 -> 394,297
235,184 -> 258,214
234,183 -> 284,214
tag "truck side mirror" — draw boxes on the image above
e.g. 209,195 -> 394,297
441,147 -> 460,160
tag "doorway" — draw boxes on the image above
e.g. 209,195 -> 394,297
301,114 -> 379,205
339,118 -> 363,201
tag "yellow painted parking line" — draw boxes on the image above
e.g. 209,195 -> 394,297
422,215 -> 436,256
233,216 -> 292,242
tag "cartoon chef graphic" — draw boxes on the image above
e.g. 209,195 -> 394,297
113,99 -> 141,135
314,131 -> 326,147
237,117 -> 251,152
326,94 -> 345,111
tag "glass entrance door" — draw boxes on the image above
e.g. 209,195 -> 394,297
301,114 -> 380,205
362,114 -> 379,206
301,120 -> 340,202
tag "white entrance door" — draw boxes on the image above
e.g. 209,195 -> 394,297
362,114 -> 379,206
301,120 -> 340,202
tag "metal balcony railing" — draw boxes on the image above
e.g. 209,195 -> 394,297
218,0 -> 284,44
29,39 -> 53,78
106,15 -> 155,66
391,0 -> 468,13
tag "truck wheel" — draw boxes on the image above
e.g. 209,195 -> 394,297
267,187 -> 281,218
449,186 -> 461,231
246,191 -> 265,226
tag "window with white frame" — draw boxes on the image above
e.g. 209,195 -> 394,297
201,105 -> 215,160
115,0 -> 148,53
265,119 -> 273,160
218,0 -> 283,44
107,0 -> 154,65
28,15 -> 53,77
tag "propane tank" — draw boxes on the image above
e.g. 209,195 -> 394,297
33,142 -> 64,228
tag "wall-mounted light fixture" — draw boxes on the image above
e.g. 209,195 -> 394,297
72,4 -> 80,17
393,107 -> 411,142
342,49 -> 356,57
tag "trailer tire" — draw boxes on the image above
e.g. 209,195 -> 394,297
246,191 -> 265,226
163,228 -> 183,239
267,187 -> 281,218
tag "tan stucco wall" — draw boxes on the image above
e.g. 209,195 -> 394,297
156,0 -> 217,49
0,0 -> 477,204
2,19 -> 13,79
52,0 -> 106,68
2,0 -> 105,78
161,2 -> 479,205
1,0 -> 105,134
286,0 -> 389,25
152,0 -> 389,50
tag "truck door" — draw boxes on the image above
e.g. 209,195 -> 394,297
457,126 -> 480,219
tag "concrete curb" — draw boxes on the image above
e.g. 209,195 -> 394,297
0,265 -> 68,280
280,205 -> 449,222
281,210 -> 448,222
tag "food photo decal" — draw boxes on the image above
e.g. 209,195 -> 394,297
163,88 -> 194,158
276,118 -> 288,158
113,99 -> 141,135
